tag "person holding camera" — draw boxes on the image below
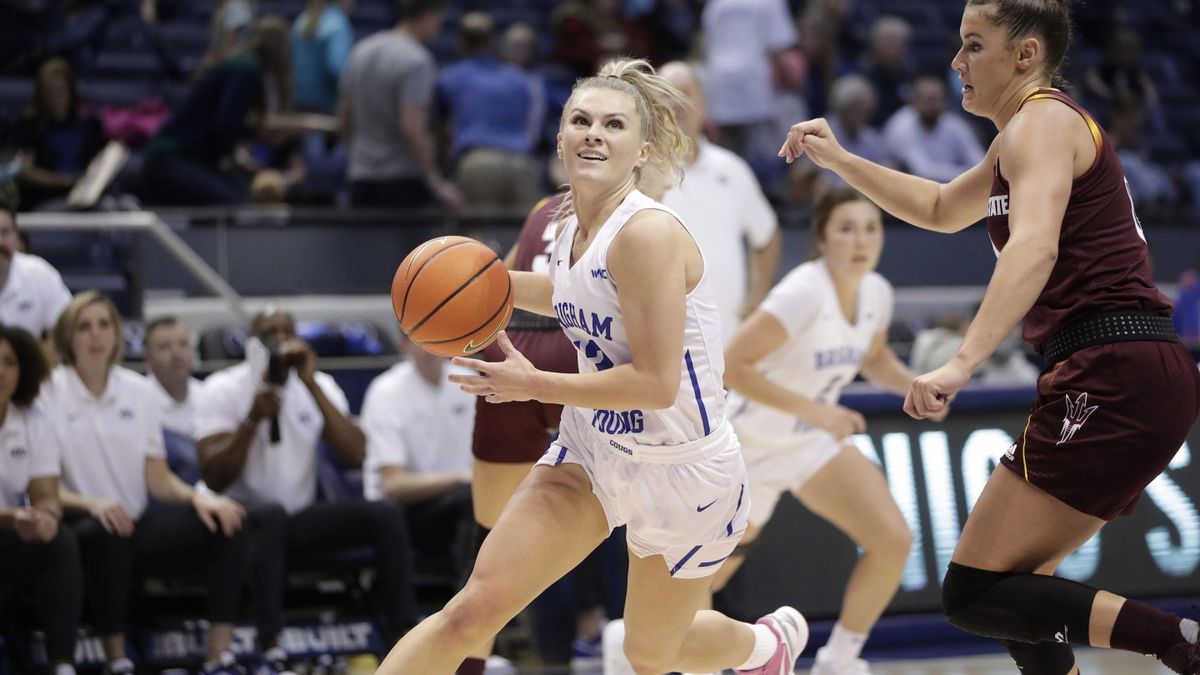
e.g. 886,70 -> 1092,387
44,291 -> 251,675
0,324 -> 82,675
195,307 -> 417,671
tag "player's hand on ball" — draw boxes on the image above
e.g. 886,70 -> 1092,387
778,118 -> 845,167
810,403 -> 867,440
905,362 -> 970,420
450,331 -> 538,403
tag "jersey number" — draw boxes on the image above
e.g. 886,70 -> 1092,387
1123,178 -> 1147,243
573,339 -> 614,371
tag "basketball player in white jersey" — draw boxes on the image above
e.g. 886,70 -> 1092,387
378,58 -> 807,675
718,189 -> 946,675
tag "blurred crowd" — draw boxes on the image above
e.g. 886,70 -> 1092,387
0,0 -> 1198,217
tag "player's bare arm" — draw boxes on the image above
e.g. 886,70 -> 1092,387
509,271 -> 555,316
906,105 -> 1074,419
455,210 -> 687,411
779,118 -> 997,233
725,310 -> 867,438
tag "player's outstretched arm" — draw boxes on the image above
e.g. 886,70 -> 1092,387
454,211 -> 690,411
510,271 -> 555,317
779,118 -> 996,233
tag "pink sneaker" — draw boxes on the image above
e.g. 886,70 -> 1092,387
735,606 -> 809,675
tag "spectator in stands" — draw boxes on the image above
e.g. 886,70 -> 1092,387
1084,28 -> 1163,129
142,16 -> 294,205
196,306 -> 417,667
0,325 -> 82,675
657,61 -> 782,345
290,0 -> 353,205
291,0 -> 354,115
882,74 -> 984,183
824,74 -> 887,186
550,0 -> 649,82
859,16 -> 916,126
437,12 -> 543,212
499,22 -> 551,150
701,0 -> 798,182
341,0 -> 463,210
200,0 -> 257,71
13,58 -> 105,210
47,291 -> 250,675
796,6 -> 856,119
143,316 -> 202,439
0,206 -> 72,339
1174,271 -> 1199,347
1107,94 -> 1178,209
360,333 -> 474,582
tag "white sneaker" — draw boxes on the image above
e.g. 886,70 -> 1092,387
735,606 -> 809,675
810,647 -> 873,675
485,655 -> 517,674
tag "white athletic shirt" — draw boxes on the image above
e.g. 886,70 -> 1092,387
728,259 -> 893,443
0,252 -> 72,337
548,189 -> 727,451
0,404 -> 60,508
662,139 -> 778,345
45,365 -> 167,519
360,360 -> 475,501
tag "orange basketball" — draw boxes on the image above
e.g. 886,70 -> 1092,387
391,236 -> 514,357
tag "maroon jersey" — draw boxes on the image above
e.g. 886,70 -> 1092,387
986,88 -> 1172,349
482,193 -> 576,372
474,193 -> 577,462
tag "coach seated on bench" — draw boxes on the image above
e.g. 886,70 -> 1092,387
47,292 -> 250,675
196,306 -> 418,671
361,332 -> 475,582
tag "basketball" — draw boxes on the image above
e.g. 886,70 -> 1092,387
391,236 -> 514,357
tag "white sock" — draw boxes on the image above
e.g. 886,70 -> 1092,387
735,623 -> 779,671
602,619 -> 637,675
823,622 -> 867,663
54,664 -> 77,675
1182,618 -> 1199,644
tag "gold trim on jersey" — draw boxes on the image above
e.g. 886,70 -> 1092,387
1019,413 -> 1033,481
1018,87 -> 1103,154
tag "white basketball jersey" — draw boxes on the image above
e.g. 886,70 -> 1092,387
548,189 -> 727,452
728,259 -> 893,445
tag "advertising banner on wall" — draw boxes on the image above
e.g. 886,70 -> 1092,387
726,391 -> 1200,621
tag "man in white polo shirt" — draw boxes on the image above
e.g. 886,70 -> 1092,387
144,315 -> 206,485
143,316 -> 204,438
361,332 -> 475,578
0,324 -> 81,675
1,206 -> 71,338
196,307 -> 417,668
658,61 -> 781,345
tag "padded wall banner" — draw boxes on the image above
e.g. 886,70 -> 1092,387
727,394 -> 1200,620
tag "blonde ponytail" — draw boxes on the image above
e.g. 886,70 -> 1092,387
555,58 -> 693,222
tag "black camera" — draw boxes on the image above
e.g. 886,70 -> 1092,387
266,344 -> 292,386
264,344 -> 299,443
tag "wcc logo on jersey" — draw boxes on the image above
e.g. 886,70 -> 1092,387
1058,392 -> 1099,445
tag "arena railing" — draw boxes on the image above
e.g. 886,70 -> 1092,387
17,209 -> 250,321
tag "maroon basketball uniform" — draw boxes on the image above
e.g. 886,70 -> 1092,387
473,194 -> 579,463
988,88 -> 1200,519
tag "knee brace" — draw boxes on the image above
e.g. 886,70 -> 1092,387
1001,639 -> 1076,675
942,562 -> 1097,645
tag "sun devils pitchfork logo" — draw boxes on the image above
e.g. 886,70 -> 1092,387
1058,392 -> 1099,445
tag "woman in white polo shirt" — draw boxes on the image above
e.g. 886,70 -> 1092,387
45,291 -> 251,675
0,324 -> 82,675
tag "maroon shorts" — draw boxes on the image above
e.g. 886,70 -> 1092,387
999,340 -> 1200,520
472,329 -> 577,464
